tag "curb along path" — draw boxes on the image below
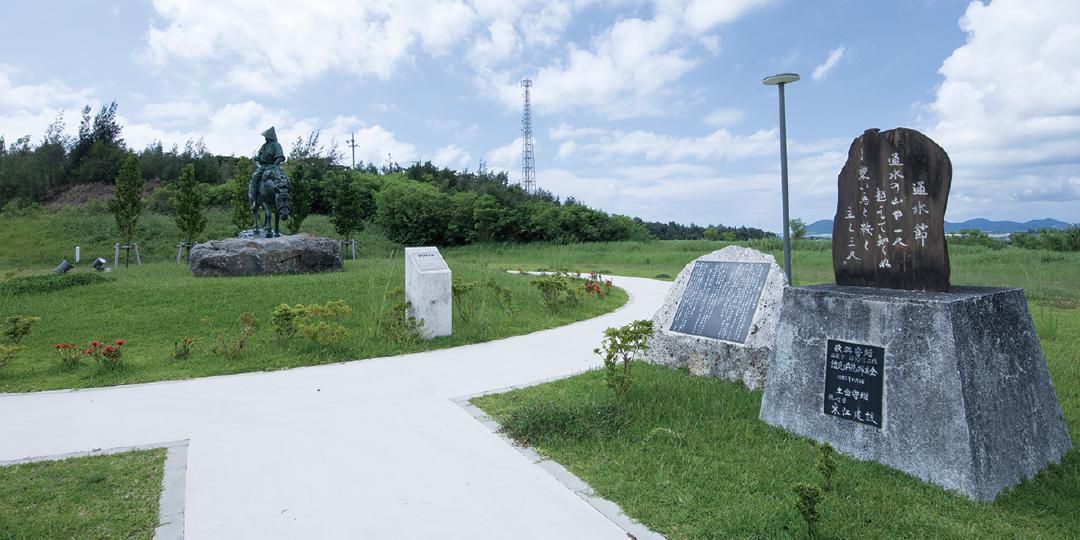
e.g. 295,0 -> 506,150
0,276 -> 670,539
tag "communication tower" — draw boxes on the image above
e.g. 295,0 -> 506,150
520,79 -> 536,194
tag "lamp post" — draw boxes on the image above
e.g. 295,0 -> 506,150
762,72 -> 799,286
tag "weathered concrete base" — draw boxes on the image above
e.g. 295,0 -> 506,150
644,246 -> 787,390
760,285 -> 1072,501
189,234 -> 342,277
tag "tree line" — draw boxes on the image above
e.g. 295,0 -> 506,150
2,100 -> 776,246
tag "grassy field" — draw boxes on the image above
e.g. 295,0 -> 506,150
468,239 -> 1080,537
0,449 -> 165,539
0,259 -> 626,393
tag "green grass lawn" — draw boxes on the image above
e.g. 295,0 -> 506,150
0,449 -> 165,539
0,260 -> 626,393
469,240 -> 1080,538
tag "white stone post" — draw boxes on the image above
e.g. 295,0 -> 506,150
404,247 -> 452,339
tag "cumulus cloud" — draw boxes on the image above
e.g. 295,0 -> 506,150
551,124 -> 777,162
0,67 -> 97,142
927,0 -> 1080,214
811,46 -> 846,81
431,144 -> 471,168
703,108 -> 745,127
483,137 -> 524,173
481,0 -> 773,118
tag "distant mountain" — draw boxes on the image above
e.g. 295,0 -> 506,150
804,218 -> 1074,237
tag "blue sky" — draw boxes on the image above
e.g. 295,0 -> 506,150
2,0 -> 1078,230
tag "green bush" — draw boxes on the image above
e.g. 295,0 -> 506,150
272,300 -> 351,347
594,319 -> 653,400
0,273 -> 114,296
532,273 -> 583,313
4,315 -> 40,345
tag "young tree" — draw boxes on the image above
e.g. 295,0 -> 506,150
284,163 -> 312,234
230,157 -> 253,232
174,164 -> 207,246
329,173 -> 366,243
790,218 -> 807,241
110,155 -> 143,246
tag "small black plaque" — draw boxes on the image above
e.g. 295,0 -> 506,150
823,339 -> 884,428
668,261 -> 771,343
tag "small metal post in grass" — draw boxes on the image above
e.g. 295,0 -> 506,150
763,72 -> 800,285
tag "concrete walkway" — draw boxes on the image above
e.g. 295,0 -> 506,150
0,276 -> 670,539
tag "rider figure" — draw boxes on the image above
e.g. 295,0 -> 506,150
250,126 -> 286,205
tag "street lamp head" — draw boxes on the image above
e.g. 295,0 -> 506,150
763,73 -> 800,86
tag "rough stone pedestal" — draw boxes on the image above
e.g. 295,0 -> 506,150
644,246 -> 787,390
760,285 -> 1071,501
189,235 -> 342,277
405,247 -> 452,339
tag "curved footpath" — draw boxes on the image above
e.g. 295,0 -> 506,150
0,276 -> 670,539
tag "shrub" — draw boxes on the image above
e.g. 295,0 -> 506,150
792,483 -> 824,534
173,337 -> 195,360
487,278 -> 516,317
0,273 -> 113,296
594,319 -> 653,400
4,315 -> 40,345
204,313 -> 258,360
818,443 -> 838,492
376,289 -> 424,345
532,273 -> 583,313
81,339 -> 125,368
54,343 -> 82,368
0,344 -> 23,369
272,301 -> 352,347
452,278 -> 480,322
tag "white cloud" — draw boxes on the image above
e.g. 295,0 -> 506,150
142,0 -> 478,94
811,46 -> 846,81
555,140 -> 577,160
699,34 -> 722,56
0,67 -> 97,142
703,107 -> 745,127
565,125 -> 777,162
927,0 -> 1080,212
431,144 -> 471,168
484,137 -> 524,172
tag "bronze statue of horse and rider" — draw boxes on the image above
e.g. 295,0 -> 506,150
249,127 -> 292,237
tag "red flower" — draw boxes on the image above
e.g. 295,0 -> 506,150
90,340 -> 101,347
115,339 -> 125,346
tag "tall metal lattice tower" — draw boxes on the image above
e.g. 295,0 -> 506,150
520,79 -> 536,194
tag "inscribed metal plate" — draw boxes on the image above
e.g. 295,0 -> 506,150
668,261 -> 770,343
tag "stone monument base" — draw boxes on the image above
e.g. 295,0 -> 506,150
760,285 -> 1071,501
189,234 -> 342,277
644,246 -> 787,390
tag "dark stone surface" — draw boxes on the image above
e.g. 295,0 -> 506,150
189,235 -> 342,277
668,261 -> 771,343
760,285 -> 1071,501
832,128 -> 951,292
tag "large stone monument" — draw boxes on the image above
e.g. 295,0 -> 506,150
404,247 -> 452,339
189,235 -> 342,277
760,127 -> 1071,501
645,246 -> 787,390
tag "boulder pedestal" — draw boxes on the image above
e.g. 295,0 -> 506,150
189,235 -> 342,277
760,285 -> 1071,501
644,246 -> 787,390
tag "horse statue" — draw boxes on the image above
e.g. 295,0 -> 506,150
248,126 -> 291,237
250,168 -> 291,237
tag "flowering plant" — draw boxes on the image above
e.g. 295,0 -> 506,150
81,339 -> 125,368
173,337 -> 195,360
54,342 -> 82,367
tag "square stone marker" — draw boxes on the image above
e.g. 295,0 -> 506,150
405,247 -> 452,339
